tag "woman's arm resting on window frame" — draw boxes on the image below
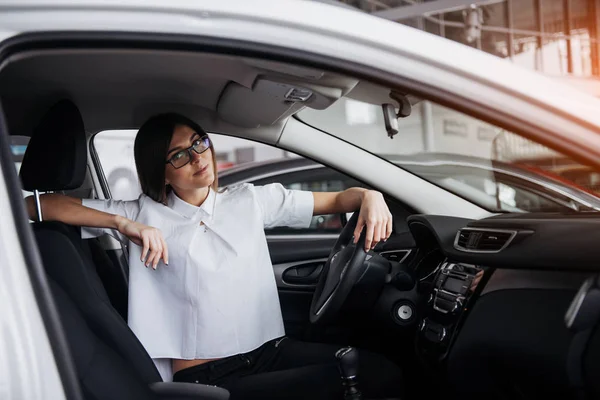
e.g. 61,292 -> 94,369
312,188 -> 393,251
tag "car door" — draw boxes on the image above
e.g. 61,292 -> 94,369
253,166 -> 360,338
240,163 -> 417,340
1,109 -> 76,399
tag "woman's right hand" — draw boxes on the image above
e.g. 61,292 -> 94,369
116,216 -> 169,269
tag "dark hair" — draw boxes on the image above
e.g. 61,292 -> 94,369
134,113 -> 218,203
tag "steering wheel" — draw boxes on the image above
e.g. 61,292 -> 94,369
310,211 -> 368,324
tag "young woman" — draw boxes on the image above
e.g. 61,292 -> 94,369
27,113 -> 403,399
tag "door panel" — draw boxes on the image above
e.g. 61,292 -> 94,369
276,259 -> 326,289
221,151 -> 417,341
269,230 -> 417,340
258,166 -> 361,338
267,237 -> 336,265
268,237 -> 332,339
273,258 -> 327,338
277,290 -> 314,339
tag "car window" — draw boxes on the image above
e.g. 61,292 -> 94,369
93,130 -> 139,200
93,131 -> 290,200
10,135 -> 32,198
252,167 -> 371,236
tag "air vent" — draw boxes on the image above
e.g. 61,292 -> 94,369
454,228 -> 517,253
456,230 -> 471,248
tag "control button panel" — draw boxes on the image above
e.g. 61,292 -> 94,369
417,261 -> 483,359
420,318 -> 447,343
432,262 -> 480,315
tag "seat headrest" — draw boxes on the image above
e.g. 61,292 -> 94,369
20,100 -> 87,192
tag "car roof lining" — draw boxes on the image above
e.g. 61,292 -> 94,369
0,48 -> 370,142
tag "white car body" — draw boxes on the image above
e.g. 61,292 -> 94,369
2,1 -> 600,398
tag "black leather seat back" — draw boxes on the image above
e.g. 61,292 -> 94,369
86,235 -> 129,319
20,100 -> 161,384
47,276 -> 156,400
20,100 -> 86,192
34,223 -> 161,384
20,99 -> 129,320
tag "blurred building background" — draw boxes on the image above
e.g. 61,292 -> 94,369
335,0 -> 600,94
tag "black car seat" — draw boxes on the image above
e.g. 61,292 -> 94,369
40,228 -> 228,400
20,99 -> 129,320
47,274 -> 160,400
19,100 -> 229,399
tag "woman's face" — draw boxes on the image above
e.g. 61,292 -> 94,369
164,124 -> 215,193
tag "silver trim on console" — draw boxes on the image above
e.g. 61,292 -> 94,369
315,291 -> 335,316
419,260 -> 443,282
565,277 -> 595,329
453,227 -> 518,253
432,288 -> 466,314
379,249 -> 412,264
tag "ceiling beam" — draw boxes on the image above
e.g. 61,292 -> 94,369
371,0 -> 506,20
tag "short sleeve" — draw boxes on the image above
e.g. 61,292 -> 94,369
253,183 -> 314,229
80,197 -> 141,242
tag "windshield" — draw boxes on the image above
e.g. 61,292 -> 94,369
298,96 -> 600,213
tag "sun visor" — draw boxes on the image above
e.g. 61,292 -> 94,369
217,78 -> 343,128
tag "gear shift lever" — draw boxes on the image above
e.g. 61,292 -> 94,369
335,347 -> 362,400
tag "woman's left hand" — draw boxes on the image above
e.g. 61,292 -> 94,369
353,190 -> 393,251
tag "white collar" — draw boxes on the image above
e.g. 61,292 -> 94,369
167,188 -> 216,220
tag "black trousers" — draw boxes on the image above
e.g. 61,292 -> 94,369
173,337 -> 404,400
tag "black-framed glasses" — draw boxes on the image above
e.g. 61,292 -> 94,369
166,135 -> 211,169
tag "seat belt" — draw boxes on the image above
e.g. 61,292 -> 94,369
565,274 -> 600,400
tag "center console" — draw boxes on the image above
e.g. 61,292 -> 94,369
416,261 -> 483,363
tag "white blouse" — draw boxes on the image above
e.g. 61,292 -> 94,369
81,183 -> 314,381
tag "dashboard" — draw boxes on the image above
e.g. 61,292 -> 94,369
407,212 -> 600,271
341,211 -> 600,398
397,212 -> 598,380
337,210 -> 600,397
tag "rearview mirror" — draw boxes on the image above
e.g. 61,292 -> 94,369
382,91 -> 412,139
382,104 -> 399,139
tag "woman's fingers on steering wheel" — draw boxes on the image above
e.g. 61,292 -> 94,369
379,224 -> 387,247
372,219 -> 384,250
373,214 -> 393,249
355,216 -> 383,251
371,216 -> 393,250
353,218 -> 365,245
364,222 -> 376,251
